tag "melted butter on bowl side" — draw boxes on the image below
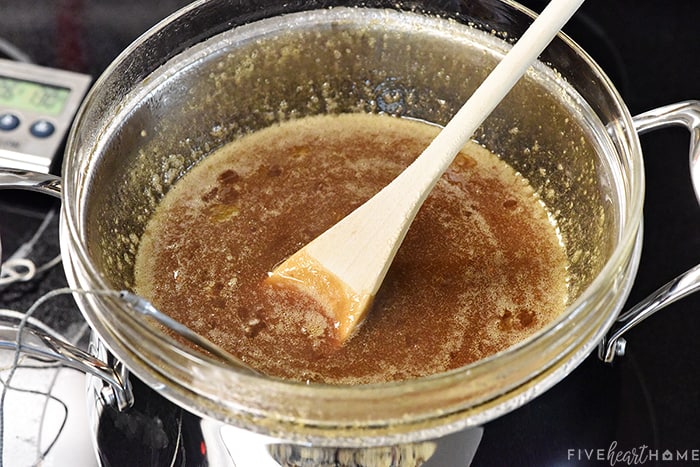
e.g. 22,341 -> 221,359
134,113 -> 569,385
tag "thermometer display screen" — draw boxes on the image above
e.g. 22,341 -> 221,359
0,76 -> 71,116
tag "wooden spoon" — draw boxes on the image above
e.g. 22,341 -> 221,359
267,0 -> 585,344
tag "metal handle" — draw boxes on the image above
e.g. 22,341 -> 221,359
0,167 -> 62,197
599,100 -> 700,363
0,310 -> 133,410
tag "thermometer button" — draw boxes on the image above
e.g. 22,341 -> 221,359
29,119 -> 55,138
0,113 -> 20,131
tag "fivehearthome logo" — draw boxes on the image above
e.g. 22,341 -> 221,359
567,441 -> 700,465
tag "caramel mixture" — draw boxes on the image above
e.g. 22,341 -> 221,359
134,113 -> 569,384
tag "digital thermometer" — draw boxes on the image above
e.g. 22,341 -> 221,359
0,58 -> 91,173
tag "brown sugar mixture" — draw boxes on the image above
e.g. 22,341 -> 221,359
134,113 -> 569,385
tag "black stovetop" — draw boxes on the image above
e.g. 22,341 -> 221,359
1,1 -> 699,466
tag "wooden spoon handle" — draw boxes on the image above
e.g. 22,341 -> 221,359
313,0 -> 586,296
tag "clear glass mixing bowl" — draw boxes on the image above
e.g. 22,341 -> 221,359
60,0 -> 643,447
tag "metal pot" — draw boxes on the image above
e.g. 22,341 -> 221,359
1,0 -> 700,465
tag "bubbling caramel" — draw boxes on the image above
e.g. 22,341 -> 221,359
134,113 -> 569,384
